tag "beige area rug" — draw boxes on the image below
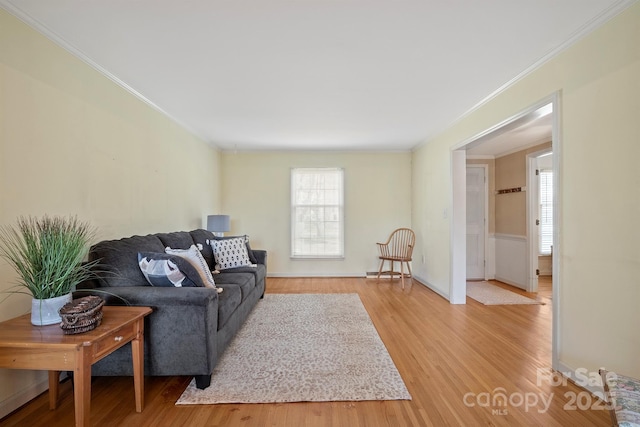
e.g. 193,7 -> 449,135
466,281 -> 544,305
176,293 -> 411,405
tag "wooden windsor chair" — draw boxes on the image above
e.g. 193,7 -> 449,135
376,228 -> 415,289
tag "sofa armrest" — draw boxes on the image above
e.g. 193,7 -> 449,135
75,286 -> 220,377
74,286 -> 219,308
252,249 -> 267,267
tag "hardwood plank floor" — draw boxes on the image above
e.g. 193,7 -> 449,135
0,277 -> 608,426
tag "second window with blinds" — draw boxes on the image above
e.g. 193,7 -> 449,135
291,168 -> 344,259
539,169 -> 553,255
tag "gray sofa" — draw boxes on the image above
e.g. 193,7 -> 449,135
77,229 -> 266,389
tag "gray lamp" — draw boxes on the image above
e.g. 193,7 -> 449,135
207,215 -> 230,237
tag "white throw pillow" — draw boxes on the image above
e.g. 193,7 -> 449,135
210,237 -> 254,270
165,245 -> 222,292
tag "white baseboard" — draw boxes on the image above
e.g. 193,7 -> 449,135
554,361 -> 605,400
0,372 -> 70,419
494,275 -> 527,290
267,273 -> 365,278
365,271 -> 410,279
412,275 -> 450,301
265,273 -> 453,303
0,376 -> 49,419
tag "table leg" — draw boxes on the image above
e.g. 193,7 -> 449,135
74,347 -> 92,427
48,371 -> 60,410
132,320 -> 144,412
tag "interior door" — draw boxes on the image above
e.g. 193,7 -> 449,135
466,166 -> 486,280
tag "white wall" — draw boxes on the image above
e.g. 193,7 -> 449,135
0,9 -> 221,417
494,233 -> 527,289
411,142 -> 453,297
412,3 -> 640,378
221,151 -> 411,276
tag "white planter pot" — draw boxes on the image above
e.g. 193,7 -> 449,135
31,293 -> 72,326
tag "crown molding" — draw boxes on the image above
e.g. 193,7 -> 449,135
414,0 -> 638,152
461,0 -> 637,119
0,1 -> 218,149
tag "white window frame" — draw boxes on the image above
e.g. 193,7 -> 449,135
539,169 -> 553,255
291,168 -> 344,259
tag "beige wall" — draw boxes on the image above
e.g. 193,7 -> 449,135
221,151 -> 411,276
0,10 -> 221,415
412,3 -> 639,378
494,142 -> 551,236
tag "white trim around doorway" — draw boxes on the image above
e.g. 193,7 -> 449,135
450,91 -> 562,372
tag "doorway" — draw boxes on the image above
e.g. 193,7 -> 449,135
451,92 -> 561,370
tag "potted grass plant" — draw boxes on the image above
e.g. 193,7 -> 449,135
0,215 -> 98,325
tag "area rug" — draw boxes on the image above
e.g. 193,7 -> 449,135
466,281 -> 543,305
176,293 -> 411,405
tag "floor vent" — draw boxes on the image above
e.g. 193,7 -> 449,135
366,271 -> 396,278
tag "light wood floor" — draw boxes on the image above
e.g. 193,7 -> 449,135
1,276 -> 609,426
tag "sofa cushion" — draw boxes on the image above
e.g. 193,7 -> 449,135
215,271 -> 255,301
89,235 -> 166,287
216,284 -> 242,329
156,231 -> 196,251
218,265 -> 266,292
244,239 -> 258,264
165,245 -> 218,290
189,229 -> 217,269
137,252 -> 202,287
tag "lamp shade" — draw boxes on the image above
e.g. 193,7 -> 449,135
207,215 -> 230,233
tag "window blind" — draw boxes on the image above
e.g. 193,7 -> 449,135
539,169 -> 553,255
291,168 -> 344,258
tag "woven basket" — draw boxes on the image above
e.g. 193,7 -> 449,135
59,295 -> 105,335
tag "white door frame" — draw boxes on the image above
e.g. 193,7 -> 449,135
450,150 -> 467,304
450,91 -> 561,371
526,148 -> 553,292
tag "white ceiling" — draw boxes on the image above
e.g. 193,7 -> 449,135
0,0 -> 632,151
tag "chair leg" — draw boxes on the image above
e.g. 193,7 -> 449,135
377,259 -> 385,279
400,262 -> 405,289
406,262 -> 413,280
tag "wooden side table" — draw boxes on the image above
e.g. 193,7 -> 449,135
0,306 -> 152,427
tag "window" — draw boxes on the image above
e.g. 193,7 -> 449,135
291,168 -> 344,258
539,169 -> 553,255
